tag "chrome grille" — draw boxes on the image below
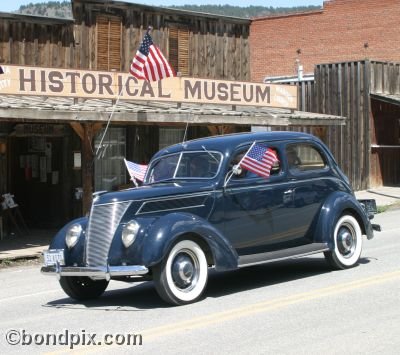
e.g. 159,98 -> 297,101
86,201 -> 131,266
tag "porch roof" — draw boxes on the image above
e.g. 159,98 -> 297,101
0,95 -> 346,127
371,93 -> 400,107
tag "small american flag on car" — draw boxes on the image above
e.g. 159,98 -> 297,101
124,159 -> 148,182
240,143 -> 279,178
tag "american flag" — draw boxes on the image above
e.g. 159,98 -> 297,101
240,143 -> 279,178
124,159 -> 148,182
129,32 -> 175,81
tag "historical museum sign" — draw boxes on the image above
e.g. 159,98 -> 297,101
0,65 -> 297,109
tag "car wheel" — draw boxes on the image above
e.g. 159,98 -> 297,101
59,276 -> 109,300
324,215 -> 363,269
153,239 -> 208,306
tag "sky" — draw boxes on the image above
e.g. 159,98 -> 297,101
2,0 -> 325,13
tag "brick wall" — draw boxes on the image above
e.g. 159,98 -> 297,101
250,0 -> 400,81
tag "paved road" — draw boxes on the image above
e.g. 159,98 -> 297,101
0,210 -> 399,355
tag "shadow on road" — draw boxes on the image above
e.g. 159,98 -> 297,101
43,256 -> 370,310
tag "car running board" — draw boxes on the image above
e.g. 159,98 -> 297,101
238,243 -> 330,268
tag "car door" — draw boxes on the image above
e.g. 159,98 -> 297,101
222,144 -> 311,256
280,142 -> 335,242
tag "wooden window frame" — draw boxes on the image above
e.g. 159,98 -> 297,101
168,25 -> 189,76
96,15 -> 122,71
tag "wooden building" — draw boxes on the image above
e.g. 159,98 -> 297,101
270,60 -> 400,191
0,0 -> 344,230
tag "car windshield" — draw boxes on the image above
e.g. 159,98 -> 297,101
145,151 -> 222,183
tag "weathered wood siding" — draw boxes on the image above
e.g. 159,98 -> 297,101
71,0 -> 250,80
280,60 -> 400,189
370,61 -> 400,95
369,61 -> 400,187
1,2 -> 250,81
313,61 -> 371,191
272,61 -> 372,190
0,14 -> 75,67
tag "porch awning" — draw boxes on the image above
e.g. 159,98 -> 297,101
0,95 -> 346,126
371,93 -> 400,107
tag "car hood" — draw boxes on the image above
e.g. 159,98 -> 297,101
93,181 -> 217,206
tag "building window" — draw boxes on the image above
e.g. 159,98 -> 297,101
96,15 -> 122,71
169,26 -> 189,76
159,128 -> 185,150
94,128 -> 126,191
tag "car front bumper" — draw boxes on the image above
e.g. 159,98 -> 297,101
41,264 -> 149,281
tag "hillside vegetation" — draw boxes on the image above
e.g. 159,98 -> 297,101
16,1 -> 320,19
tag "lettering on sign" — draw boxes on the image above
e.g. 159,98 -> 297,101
0,65 -> 298,109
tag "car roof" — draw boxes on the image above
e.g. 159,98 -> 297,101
153,131 -> 320,159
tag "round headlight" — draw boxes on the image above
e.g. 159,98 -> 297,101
122,221 -> 140,248
65,224 -> 82,249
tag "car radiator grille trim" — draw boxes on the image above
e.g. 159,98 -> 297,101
85,201 -> 131,267
137,195 -> 207,215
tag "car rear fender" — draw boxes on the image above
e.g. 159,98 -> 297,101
141,212 -> 238,271
314,191 -> 373,248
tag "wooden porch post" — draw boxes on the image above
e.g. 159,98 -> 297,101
82,123 -> 94,215
70,122 -> 103,215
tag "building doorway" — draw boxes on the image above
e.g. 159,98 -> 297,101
8,125 -> 71,228
370,99 -> 400,187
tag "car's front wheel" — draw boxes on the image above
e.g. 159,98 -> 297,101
59,276 -> 109,300
153,239 -> 208,306
324,214 -> 363,269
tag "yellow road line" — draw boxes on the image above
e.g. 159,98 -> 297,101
45,269 -> 400,355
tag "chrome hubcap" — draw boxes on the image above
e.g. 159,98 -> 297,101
337,224 -> 356,258
171,251 -> 199,291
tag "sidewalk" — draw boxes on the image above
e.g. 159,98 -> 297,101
0,229 -> 56,262
1,186 -> 399,263
354,186 -> 400,208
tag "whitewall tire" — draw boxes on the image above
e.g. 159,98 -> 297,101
324,215 -> 363,269
153,239 -> 208,305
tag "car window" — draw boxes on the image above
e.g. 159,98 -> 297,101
285,144 -> 326,173
175,152 -> 221,178
229,146 -> 281,180
146,151 -> 222,183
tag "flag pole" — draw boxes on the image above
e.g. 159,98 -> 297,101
96,25 -> 155,158
223,141 -> 256,187
236,141 -> 256,167
95,86 -> 124,157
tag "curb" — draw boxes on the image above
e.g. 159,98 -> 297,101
0,249 -> 44,263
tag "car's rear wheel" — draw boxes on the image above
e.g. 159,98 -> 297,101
324,214 -> 362,269
153,239 -> 208,306
59,276 -> 109,300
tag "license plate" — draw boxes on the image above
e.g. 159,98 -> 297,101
43,249 -> 65,266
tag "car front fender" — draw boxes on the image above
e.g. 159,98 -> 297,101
314,191 -> 374,248
141,212 -> 238,271
48,217 -> 88,266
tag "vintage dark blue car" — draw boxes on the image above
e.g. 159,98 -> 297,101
41,131 -> 380,305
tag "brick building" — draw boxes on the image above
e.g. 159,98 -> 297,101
250,0 -> 400,81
